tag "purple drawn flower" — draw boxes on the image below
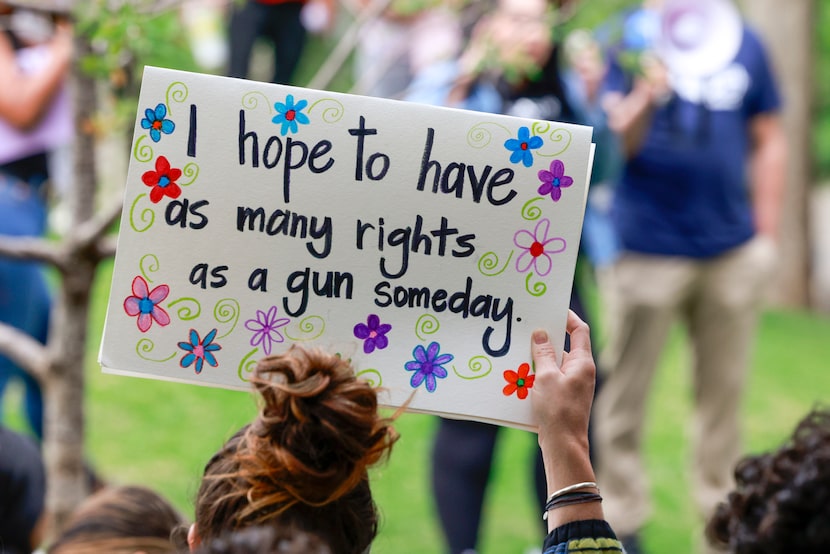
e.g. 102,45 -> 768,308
245,306 -> 290,355
504,126 -> 543,167
405,342 -> 453,393
178,328 -> 221,374
353,314 -> 391,354
123,275 -> 170,332
513,218 -> 567,276
537,159 -> 574,202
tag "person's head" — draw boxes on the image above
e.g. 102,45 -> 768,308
48,485 -> 185,554
189,346 -> 399,554
195,525 -> 331,554
707,408 -> 830,552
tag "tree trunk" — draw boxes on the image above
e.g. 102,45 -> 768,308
42,34 -> 100,533
740,0 -> 814,307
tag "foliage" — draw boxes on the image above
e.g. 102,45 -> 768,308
813,1 -> 830,181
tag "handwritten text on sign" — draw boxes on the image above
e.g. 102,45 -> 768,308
99,67 -> 594,430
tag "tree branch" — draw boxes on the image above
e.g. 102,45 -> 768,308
73,195 -> 123,255
0,236 -> 64,266
0,321 -> 49,383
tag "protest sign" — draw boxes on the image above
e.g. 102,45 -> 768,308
100,67 -> 594,430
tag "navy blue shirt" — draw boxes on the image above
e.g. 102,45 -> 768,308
606,25 -> 781,258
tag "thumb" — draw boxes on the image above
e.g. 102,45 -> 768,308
531,329 -> 560,376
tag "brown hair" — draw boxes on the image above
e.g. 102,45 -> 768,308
707,408 -> 830,552
48,485 -> 184,554
195,525 -> 331,554
193,346 -> 398,553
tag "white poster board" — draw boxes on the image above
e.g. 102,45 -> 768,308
99,67 -> 594,430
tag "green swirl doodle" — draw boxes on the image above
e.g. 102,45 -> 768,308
356,369 -> 382,387
536,127 -> 573,158
169,297 -> 201,321
129,194 -> 155,233
136,339 -> 176,363
530,120 -> 551,136
284,315 -> 326,341
241,91 -> 274,114
415,313 -> 440,341
237,348 -> 260,382
165,81 -> 188,114
180,162 -> 199,186
452,356 -> 493,380
466,121 -> 510,149
308,98 -> 345,123
132,134 -> 152,162
478,250 -> 514,277
525,273 -> 547,297
139,254 -> 160,283
214,299 -> 240,338
521,197 -> 544,221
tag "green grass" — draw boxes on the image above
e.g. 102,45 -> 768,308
59,258 -> 829,554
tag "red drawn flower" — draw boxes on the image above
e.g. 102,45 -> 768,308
142,156 -> 182,203
503,362 -> 535,399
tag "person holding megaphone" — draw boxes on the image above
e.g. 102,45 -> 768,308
593,1 -> 787,553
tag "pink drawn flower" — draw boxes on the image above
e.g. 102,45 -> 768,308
537,159 -> 573,202
123,275 -> 170,332
513,218 -> 567,276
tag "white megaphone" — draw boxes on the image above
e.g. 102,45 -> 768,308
655,0 -> 743,77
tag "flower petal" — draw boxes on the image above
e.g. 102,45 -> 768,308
203,328 -> 218,345
366,314 -> 380,331
504,138 -> 521,151
148,284 -> 169,304
426,342 -> 441,362
514,229 -> 536,249
510,149 -> 524,164
528,135 -> 543,149
149,186 -> 164,203
551,186 -> 562,201
137,312 -> 152,332
363,339 -> 376,354
410,370 -> 426,388
524,374 -> 535,388
194,357 -> 204,374
294,98 -> 308,111
151,306 -> 171,326
354,323 -> 370,339
534,218 -> 552,242
413,345 -> 428,363
517,126 -> 530,141
515,251 -> 535,273
295,112 -> 310,125
161,119 -> 175,135
142,170 -> 159,186
503,383 -> 518,396
560,175 -> 573,188
504,369 -> 519,383
204,351 -> 218,367
154,103 -> 167,120
150,128 -> 161,142
404,361 -> 423,372
432,364 -> 448,378
538,182 -> 552,196
433,353 -> 453,365
551,159 -> 565,178
165,183 -> 182,199
376,323 -> 392,335
132,276 -> 149,298
156,156 -> 171,173
265,305 -> 279,325
521,151 -> 534,168
517,363 -> 531,378
189,329 -> 200,346
424,373 -> 437,392
373,334 -> 389,350
181,353 -> 195,367
124,296 -> 141,316
144,108 -> 156,122
533,252 -> 553,276
538,169 -> 553,183
517,387 -> 529,399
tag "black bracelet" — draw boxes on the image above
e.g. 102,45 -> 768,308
542,492 -> 603,521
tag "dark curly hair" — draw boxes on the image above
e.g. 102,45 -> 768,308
707,408 -> 830,552
192,346 -> 399,554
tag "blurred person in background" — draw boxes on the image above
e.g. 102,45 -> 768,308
406,1 -> 610,551
0,425 -> 47,554
0,1 -> 72,440
227,0 -> 335,84
592,1 -> 787,552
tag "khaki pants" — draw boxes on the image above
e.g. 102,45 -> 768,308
594,236 -> 775,551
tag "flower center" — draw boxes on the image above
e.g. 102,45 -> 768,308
152,120 -> 163,130
520,142 -> 528,150
517,378 -> 525,387
553,177 -> 561,187
368,330 -> 377,339
193,344 -> 205,358
158,176 -> 170,188
530,241 -> 544,257
285,109 -> 296,121
139,297 -> 155,314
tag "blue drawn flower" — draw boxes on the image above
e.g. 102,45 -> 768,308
272,95 -> 310,136
140,103 -> 175,142
354,314 -> 392,354
245,306 -> 290,356
537,159 -> 574,202
405,342 -> 453,393
178,328 -> 221,374
504,126 -> 543,168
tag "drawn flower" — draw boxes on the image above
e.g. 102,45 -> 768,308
272,95 -> 310,135
142,156 -> 182,203
140,103 -> 175,142
514,218 -> 567,276
123,275 -> 170,332
503,362 -> 535,399
178,328 -> 221,374
504,126 -> 543,168
245,306 -> 290,355
405,342 -> 453,393
537,159 -> 574,202
353,314 -> 391,354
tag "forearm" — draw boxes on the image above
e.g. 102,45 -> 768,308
539,435 -> 603,532
750,118 -> 787,239
604,83 -> 656,159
